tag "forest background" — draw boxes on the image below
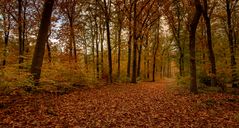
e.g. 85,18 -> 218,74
0,0 -> 239,94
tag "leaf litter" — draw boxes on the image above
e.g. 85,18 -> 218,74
0,79 -> 239,127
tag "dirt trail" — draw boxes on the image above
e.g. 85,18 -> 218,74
0,79 -> 239,127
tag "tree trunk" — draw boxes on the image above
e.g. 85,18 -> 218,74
226,0 -> 238,88
3,32 -> 9,66
144,33 -> 149,79
72,29 -> 77,63
127,0 -> 132,78
31,0 -> 54,85
131,0 -> 137,83
202,0 -> 217,87
104,0 -> 113,83
174,0 -> 184,77
152,21 -> 160,82
18,0 -> 24,67
46,40 -> 52,63
189,0 -> 202,94
91,25 -> 95,77
83,33 -> 88,71
117,24 -> 122,80
137,42 -> 142,78
100,19 -> 105,78
46,30 -> 52,63
152,41 -> 159,82
2,12 -> 10,66
95,18 -> 100,79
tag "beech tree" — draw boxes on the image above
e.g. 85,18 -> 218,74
189,0 -> 202,94
31,0 -> 55,85
225,0 -> 238,88
202,0 -> 217,86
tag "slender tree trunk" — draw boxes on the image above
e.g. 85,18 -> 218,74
105,20 -> 112,83
202,0 -> 217,87
91,25 -> 95,76
3,33 -> 9,66
46,31 -> 52,63
143,34 -> 148,79
127,1 -> 132,78
226,0 -> 238,88
68,17 -> 77,63
18,0 -> 24,67
152,42 -> 159,82
173,0 -> 184,77
83,33 -> 88,71
72,30 -> 77,63
2,13 -> 10,66
95,18 -> 100,79
100,20 -> 105,78
167,53 -> 171,77
69,26 -> 73,62
31,0 -> 54,85
152,21 -> 160,82
131,0 -> 137,83
137,42 -> 142,78
189,0 -> 202,94
104,0 -> 113,83
144,53 -> 147,79
46,40 -> 52,63
117,25 -> 122,80
22,1 -> 26,56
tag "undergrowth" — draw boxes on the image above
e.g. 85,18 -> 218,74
0,62 -> 103,96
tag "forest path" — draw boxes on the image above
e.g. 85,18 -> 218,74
1,78 -> 239,127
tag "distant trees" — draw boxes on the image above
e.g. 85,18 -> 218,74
165,0 -> 185,77
1,1 -> 11,66
59,0 -> 78,63
0,0 -> 238,91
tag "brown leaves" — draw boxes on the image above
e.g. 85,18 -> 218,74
0,79 -> 239,127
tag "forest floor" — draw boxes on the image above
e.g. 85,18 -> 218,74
0,78 -> 239,127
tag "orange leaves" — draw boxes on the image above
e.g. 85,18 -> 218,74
0,79 -> 239,127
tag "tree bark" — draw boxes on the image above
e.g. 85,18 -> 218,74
226,0 -> 238,88
173,0 -> 184,76
46,30 -> 52,63
143,33 -> 148,79
95,17 -> 100,79
104,0 -> 113,83
202,0 -> 217,86
189,0 -> 202,94
46,40 -> 52,63
18,0 -> 24,67
152,21 -> 160,82
31,0 -> 54,85
152,41 -> 159,82
131,0 -> 137,83
137,42 -> 142,78
127,0 -> 132,78
117,24 -> 122,80
2,11 -> 10,66
100,18 -> 105,78
83,33 -> 88,71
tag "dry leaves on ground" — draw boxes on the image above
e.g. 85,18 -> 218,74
0,79 -> 239,127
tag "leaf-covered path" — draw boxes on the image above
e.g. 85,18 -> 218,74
1,79 -> 239,127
